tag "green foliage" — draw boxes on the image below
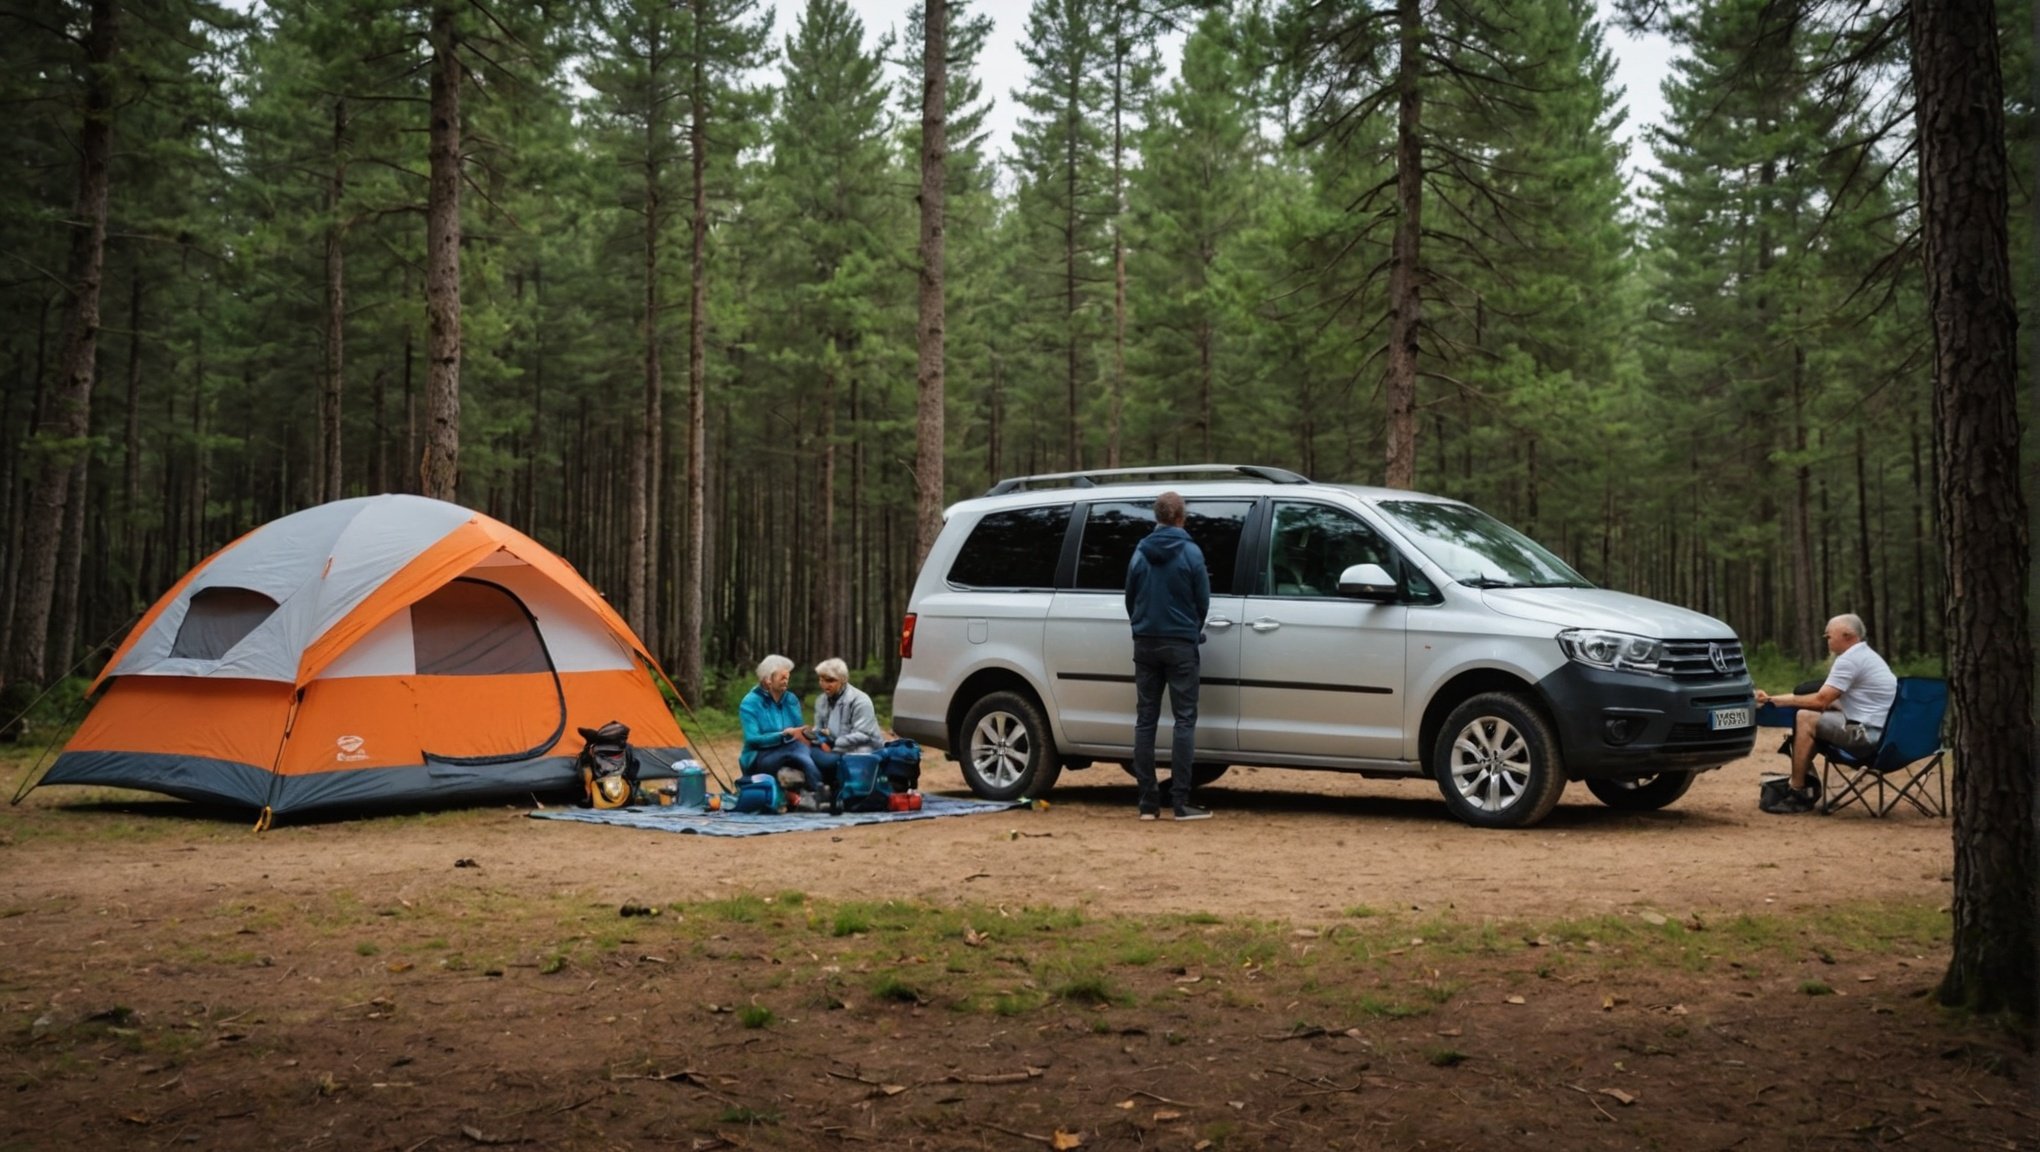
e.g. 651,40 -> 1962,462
0,0 -> 1962,690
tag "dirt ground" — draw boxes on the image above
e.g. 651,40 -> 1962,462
2,743 -> 2034,1151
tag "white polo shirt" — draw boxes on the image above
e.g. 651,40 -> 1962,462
1824,643 -> 1897,729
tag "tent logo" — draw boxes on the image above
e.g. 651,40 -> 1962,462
335,734 -> 368,763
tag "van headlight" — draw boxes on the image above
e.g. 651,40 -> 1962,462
1558,629 -> 1664,673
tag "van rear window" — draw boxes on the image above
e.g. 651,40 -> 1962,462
947,505 -> 1072,589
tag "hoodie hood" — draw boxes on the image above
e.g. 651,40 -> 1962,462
1480,586 -> 1734,638
1137,525 -> 1193,563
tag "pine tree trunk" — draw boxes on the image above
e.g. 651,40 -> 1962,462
1064,75 -> 1082,473
913,0 -> 948,572
1911,0 -> 2035,1023
1108,24 -> 1126,469
420,4 -> 463,502
5,0 -> 116,702
1853,426 -> 1876,641
1909,423 -> 1928,657
322,97 -> 348,505
817,354 -> 839,658
1381,0 -> 1422,490
122,265 -> 142,607
52,454 -> 87,679
629,69 -> 663,653
678,38 -> 709,706
1789,350 -> 1817,665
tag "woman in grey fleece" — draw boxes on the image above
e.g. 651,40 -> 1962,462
809,658 -> 885,794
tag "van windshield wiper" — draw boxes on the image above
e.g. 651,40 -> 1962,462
1462,576 -> 1527,588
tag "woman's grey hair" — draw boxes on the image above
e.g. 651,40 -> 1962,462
814,657 -> 850,683
756,654 -> 794,682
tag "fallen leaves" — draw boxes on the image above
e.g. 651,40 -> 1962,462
1051,1130 -> 1083,1149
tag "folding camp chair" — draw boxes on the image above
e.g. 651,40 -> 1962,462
1817,677 -> 1948,818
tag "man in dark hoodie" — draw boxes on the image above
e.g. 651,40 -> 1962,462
1124,491 -> 1214,821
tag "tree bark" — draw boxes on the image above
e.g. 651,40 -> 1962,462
1853,426 -> 1875,642
913,0 -> 947,571
1381,0 -> 1422,490
6,0 -> 117,701
322,97 -> 348,504
678,24 -> 710,706
122,264 -> 142,606
629,30 -> 664,654
1911,0 -> 2034,1024
420,3 -> 463,502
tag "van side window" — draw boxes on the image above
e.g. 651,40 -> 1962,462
947,505 -> 1071,589
1072,500 -> 1251,594
1264,503 -> 1393,598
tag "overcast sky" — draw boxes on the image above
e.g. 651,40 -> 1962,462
774,1 -> 1675,185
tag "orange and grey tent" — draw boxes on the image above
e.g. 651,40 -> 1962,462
40,495 -> 693,818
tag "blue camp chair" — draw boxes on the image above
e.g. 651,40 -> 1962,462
1817,677 -> 1948,818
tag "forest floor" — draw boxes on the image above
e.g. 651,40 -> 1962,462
1,741 -> 2034,1151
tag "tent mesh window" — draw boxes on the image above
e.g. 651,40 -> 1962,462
170,587 -> 280,660
411,579 -> 550,676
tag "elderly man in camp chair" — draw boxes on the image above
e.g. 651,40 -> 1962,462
1753,613 -> 1897,815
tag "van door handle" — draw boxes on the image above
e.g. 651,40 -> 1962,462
1206,616 -> 1234,630
1249,618 -> 1281,633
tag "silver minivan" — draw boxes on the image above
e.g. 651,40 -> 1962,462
891,465 -> 1757,828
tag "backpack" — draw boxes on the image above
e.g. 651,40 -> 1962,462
835,753 -> 893,813
732,772 -> 787,814
577,721 -> 642,810
877,738 -> 922,793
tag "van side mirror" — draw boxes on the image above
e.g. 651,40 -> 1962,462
1337,563 -> 1399,602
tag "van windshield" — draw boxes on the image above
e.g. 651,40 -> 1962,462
1375,500 -> 1592,589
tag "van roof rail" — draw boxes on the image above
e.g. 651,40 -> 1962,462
983,464 -> 1311,497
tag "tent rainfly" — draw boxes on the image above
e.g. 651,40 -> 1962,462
38,495 -> 693,820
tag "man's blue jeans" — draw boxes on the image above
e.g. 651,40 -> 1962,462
750,740 -> 821,793
1131,635 -> 1200,813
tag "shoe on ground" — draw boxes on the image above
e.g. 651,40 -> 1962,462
1173,805 -> 1213,822
1138,808 -> 1159,821
1773,785 -> 1820,814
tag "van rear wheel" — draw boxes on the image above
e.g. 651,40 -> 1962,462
1586,771 -> 1696,811
1433,692 -> 1567,829
959,691 -> 1062,802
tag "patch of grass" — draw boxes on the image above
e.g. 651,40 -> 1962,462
1422,981 -> 1462,1005
832,908 -> 872,937
354,941 -> 379,957
737,1004 -> 774,1028
773,890 -> 807,907
540,954 -> 568,976
1344,905 -> 1380,919
871,973 -> 923,1004
1800,979 -> 1834,996
1355,994 -> 1428,1020
716,1104 -> 779,1125
1427,1047 -> 1470,1067
702,894 -> 769,924
1052,972 -> 1126,1007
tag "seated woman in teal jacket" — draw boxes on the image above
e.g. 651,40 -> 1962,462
739,654 -> 822,795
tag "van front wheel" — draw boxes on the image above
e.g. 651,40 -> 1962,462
1585,771 -> 1696,811
959,691 -> 1062,802
1434,692 -> 1567,828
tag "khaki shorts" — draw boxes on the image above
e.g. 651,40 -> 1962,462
1815,710 -> 1880,754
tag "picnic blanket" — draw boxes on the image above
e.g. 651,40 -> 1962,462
528,792 -> 1024,836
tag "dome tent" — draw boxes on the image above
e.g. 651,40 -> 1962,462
40,495 -> 692,820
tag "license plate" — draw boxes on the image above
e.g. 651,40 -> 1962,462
1710,707 -> 1752,731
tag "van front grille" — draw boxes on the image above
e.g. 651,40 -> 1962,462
1659,639 -> 1746,679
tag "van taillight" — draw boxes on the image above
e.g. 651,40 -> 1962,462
899,613 -> 917,660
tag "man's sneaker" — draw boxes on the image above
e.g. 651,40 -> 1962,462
1138,808 -> 1159,821
1775,785 -> 1820,814
1173,806 -> 1213,822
